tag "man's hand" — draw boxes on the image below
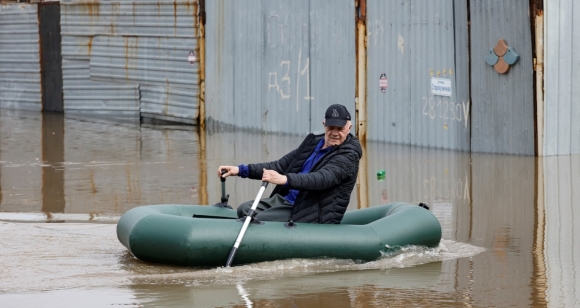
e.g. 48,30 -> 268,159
218,166 -> 239,178
262,168 -> 287,185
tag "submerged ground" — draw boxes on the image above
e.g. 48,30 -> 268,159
0,110 -> 578,307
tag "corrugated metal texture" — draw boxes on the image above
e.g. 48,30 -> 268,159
544,155 -> 580,307
90,36 -> 199,88
544,1 -> 580,155
470,0 -> 535,155
62,58 -> 140,119
60,0 -> 200,123
205,0 -> 355,134
309,0 -> 355,134
0,3 -> 41,111
204,0 -> 236,129
90,35 -> 199,123
453,0 -> 470,140
60,0 -> 199,38
140,85 -> 198,124
366,0 -> 469,151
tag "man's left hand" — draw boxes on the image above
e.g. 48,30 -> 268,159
262,168 -> 287,185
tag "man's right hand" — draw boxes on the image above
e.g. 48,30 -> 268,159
218,166 -> 239,178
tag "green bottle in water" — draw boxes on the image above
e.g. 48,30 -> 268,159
376,170 -> 386,180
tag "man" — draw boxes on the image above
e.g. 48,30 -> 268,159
218,104 -> 362,224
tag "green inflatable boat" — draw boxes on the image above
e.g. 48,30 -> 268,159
117,202 -> 442,267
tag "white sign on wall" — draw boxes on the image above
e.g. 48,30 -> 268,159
431,77 -> 452,97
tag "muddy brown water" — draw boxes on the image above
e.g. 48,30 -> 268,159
0,110 -> 577,307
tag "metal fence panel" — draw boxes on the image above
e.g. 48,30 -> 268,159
60,0 -> 199,38
60,0 -> 200,124
544,1 -> 580,155
205,0 -> 355,134
0,3 -> 41,111
366,0 -> 469,150
309,0 -> 355,134
140,85 -> 198,124
62,58 -> 140,119
469,0 -> 534,155
90,35 -> 199,123
204,0 -> 236,129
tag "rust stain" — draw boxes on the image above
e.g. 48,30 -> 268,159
124,37 -> 129,80
173,0 -> 178,34
87,36 -> 93,56
82,0 -> 101,18
89,172 -> 97,194
164,79 -> 170,115
157,1 -> 161,18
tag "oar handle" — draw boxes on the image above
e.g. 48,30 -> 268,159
226,181 -> 268,267
220,169 -> 227,202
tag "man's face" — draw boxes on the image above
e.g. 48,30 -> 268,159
323,121 -> 352,147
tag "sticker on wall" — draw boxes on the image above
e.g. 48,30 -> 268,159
379,73 -> 388,93
431,77 -> 452,97
188,50 -> 197,65
485,39 -> 519,74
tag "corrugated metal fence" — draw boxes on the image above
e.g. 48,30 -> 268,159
469,0 -> 535,155
60,0 -> 200,123
0,3 -> 42,111
205,0 -> 356,135
365,0 -> 470,150
1,1 -> 559,155
544,0 -> 580,155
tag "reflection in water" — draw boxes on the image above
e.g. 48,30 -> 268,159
236,283 -> 253,308
42,112 -> 66,214
544,155 -> 580,307
0,113 -> 2,208
4,111 -> 579,307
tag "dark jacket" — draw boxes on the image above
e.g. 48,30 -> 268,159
246,133 -> 362,224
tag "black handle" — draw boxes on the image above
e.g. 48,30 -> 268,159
221,169 -> 226,182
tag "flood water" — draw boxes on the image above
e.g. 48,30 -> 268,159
0,110 -> 578,307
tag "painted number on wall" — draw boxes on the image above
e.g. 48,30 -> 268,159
422,97 -> 470,128
268,47 -> 314,111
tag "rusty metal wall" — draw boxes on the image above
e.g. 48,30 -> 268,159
90,35 -> 199,124
544,155 -> 580,307
544,1 -> 580,155
61,58 -> 140,119
469,0 -> 535,155
60,1 -> 139,119
205,0 -> 355,134
0,3 -> 42,111
365,0 -> 470,150
60,0 -> 200,123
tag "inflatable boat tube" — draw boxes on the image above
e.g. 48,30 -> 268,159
117,202 -> 442,267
